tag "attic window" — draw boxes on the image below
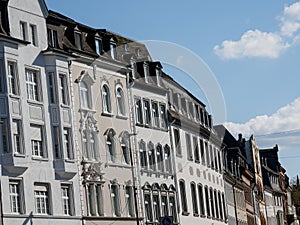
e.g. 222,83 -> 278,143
110,41 -> 117,60
74,31 -> 82,50
95,38 -> 103,55
47,29 -> 58,48
155,67 -> 161,86
143,62 -> 149,83
135,48 -> 141,57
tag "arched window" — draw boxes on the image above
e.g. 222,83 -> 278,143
148,142 -> 156,171
139,140 -> 147,170
164,145 -> 172,174
169,186 -> 178,223
179,180 -> 188,214
105,129 -> 115,162
218,191 -> 223,220
120,132 -> 130,165
152,184 -> 160,222
210,187 -> 215,218
191,182 -> 199,216
80,81 -> 90,109
110,183 -> 121,216
214,189 -> 219,219
143,183 -> 153,222
102,84 -> 111,113
156,144 -> 164,172
116,87 -> 125,115
204,186 -> 210,217
198,184 -> 205,216
82,130 -> 98,161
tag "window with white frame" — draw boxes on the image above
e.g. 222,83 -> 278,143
169,192 -> 178,223
179,180 -> 188,214
155,67 -> 161,86
9,180 -> 24,214
125,185 -> 135,217
110,184 -> 121,216
20,21 -> 27,41
0,118 -> 9,153
148,142 -> 156,171
80,81 -> 91,109
26,69 -> 41,101
152,101 -> 159,127
95,38 -> 103,55
59,74 -> 69,105
153,191 -> 160,222
139,140 -> 147,170
159,104 -> 167,129
204,186 -> 210,217
218,191 -> 223,220
214,189 -> 219,219
30,124 -> 46,158
143,99 -> 151,126
210,188 -> 215,218
143,62 -> 149,83
120,132 -> 130,165
135,98 -> 143,124
83,131 -> 97,161
210,144 -> 214,169
106,129 -> 116,162
191,182 -> 199,216
156,144 -> 164,172
200,139 -> 205,165
53,126 -> 61,159
48,72 -> 57,104
30,24 -> 38,46
186,133 -> 193,161
12,119 -> 23,154
144,191 -> 153,222
116,87 -> 125,115
61,184 -> 73,216
7,61 -> 18,95
87,183 -> 104,216
47,29 -> 58,48
173,128 -> 181,156
34,183 -> 50,215
205,142 -> 210,167
102,84 -> 111,113
63,127 -> 73,159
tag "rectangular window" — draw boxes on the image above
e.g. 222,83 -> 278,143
7,61 -> 18,95
9,180 -> 24,214
12,119 -> 23,154
191,183 -> 199,216
198,184 -> 205,216
161,193 -> 168,217
26,69 -> 41,101
59,74 -> 69,105
0,59 -> 4,93
48,72 -> 57,104
63,128 -> 73,159
74,32 -> 82,50
30,124 -> 46,158
47,29 -> 58,48
53,126 -> 61,159
193,136 -> 200,163
30,24 -> 37,46
169,194 -> 178,223
186,133 -> 193,161
20,21 -> 27,41
34,183 -> 50,215
205,142 -> 210,167
110,42 -> 117,60
125,186 -> 135,217
0,118 -> 9,153
87,183 -> 104,216
135,98 -> 143,124
61,184 -> 73,215
152,101 -> 159,127
144,192 -> 153,222
143,99 -> 151,126
95,38 -> 103,55
200,139 -> 205,165
153,193 -> 160,222
160,104 -> 167,129
179,180 -> 188,213
174,128 -> 181,156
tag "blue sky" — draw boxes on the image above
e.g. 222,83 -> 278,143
44,0 -> 300,178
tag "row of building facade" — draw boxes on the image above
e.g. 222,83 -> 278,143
0,0 -> 298,225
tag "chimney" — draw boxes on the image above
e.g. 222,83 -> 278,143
238,133 -> 243,142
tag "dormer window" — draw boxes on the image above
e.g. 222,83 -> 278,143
131,59 -> 137,79
110,39 -> 117,60
47,29 -> 58,48
95,38 -> 103,55
143,62 -> 149,83
135,48 -> 141,57
155,67 -> 161,86
74,29 -> 82,50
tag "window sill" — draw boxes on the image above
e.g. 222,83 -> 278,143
9,94 -> 20,99
61,104 -> 70,108
79,108 -> 96,113
200,214 -> 206,218
32,156 -> 48,161
105,162 -> 132,168
193,213 -> 199,217
182,212 -> 190,216
195,160 -> 200,164
14,153 -> 26,158
65,158 -> 76,163
27,99 -> 43,106
101,112 -> 113,117
116,114 -> 128,120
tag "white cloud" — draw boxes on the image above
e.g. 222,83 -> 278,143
280,2 -> 300,36
224,97 -> 300,149
214,29 -> 289,59
214,1 -> 300,59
